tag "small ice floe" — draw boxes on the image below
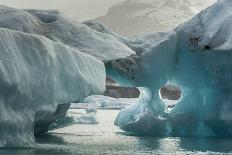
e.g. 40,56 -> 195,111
75,108 -> 99,124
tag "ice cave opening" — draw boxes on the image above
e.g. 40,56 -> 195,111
159,84 -> 182,110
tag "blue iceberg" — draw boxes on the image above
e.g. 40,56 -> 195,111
115,0 -> 232,137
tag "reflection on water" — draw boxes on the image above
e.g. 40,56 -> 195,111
1,110 -> 232,155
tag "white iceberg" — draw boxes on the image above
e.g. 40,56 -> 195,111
76,109 -> 99,124
0,28 -> 105,147
0,5 -> 135,62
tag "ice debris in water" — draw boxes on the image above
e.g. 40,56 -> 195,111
49,108 -> 99,130
70,95 -> 137,110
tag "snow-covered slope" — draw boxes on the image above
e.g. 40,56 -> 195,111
115,0 -> 232,136
96,0 -> 216,36
0,5 -> 135,62
0,28 -> 105,147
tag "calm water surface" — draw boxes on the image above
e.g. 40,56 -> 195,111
1,109 -> 232,155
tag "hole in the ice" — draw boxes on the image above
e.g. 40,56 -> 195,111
159,84 -> 182,108
204,45 -> 211,50
104,76 -> 140,98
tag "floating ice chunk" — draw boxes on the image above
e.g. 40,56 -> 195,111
115,0 -> 232,136
0,28 -> 105,147
0,6 -> 135,62
77,112 -> 99,124
69,108 -> 98,125
70,95 -> 138,110
48,109 -> 99,130
86,107 -> 98,113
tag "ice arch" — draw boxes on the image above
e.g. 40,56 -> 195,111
115,0 -> 232,137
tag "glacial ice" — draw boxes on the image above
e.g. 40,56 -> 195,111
0,5 -> 135,62
115,0 -> 232,137
0,28 -> 105,147
77,109 -> 99,124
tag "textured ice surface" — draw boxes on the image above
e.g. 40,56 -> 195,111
0,5 -> 135,62
115,0 -> 232,137
0,28 -> 105,147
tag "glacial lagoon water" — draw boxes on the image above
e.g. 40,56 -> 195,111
1,109 -> 232,155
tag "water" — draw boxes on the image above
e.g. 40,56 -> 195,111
1,109 -> 232,155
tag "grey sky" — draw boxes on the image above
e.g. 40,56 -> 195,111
0,0 -> 125,21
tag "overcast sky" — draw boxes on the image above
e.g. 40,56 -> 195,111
0,0 -> 126,21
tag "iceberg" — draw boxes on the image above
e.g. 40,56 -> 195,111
77,109 -> 99,124
0,5 -> 135,62
115,0 -> 232,137
0,28 -> 105,147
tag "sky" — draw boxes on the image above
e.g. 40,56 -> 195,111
0,0 -> 125,21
